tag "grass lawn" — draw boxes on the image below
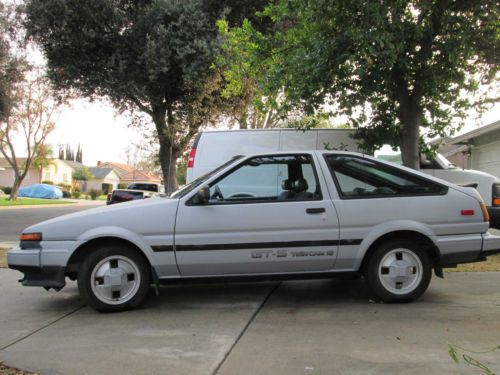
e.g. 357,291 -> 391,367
0,197 -> 74,207
445,254 -> 500,272
0,248 -> 7,268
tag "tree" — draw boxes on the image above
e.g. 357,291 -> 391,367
25,0 -> 269,193
221,0 -> 499,168
32,143 -> 56,171
72,167 -> 94,182
0,71 -> 59,200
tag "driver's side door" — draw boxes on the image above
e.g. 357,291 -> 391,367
174,154 -> 340,276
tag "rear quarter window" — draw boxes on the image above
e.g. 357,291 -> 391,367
324,154 -> 448,198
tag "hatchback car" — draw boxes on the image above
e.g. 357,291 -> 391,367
8,151 -> 500,312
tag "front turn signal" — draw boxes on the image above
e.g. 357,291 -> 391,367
20,232 -> 42,242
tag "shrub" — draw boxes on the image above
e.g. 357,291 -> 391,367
89,189 -> 101,200
72,189 -> 81,199
1,186 -> 12,195
41,180 -> 54,185
62,191 -> 71,198
57,183 -> 72,191
118,183 -> 128,189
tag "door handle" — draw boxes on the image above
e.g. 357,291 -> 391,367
306,208 -> 325,214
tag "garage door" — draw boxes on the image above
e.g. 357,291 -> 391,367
471,140 -> 500,178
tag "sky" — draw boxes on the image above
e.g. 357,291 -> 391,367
7,43 -> 499,167
11,95 -> 498,167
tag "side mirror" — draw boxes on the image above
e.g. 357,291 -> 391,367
193,185 -> 210,205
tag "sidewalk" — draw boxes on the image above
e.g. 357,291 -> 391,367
0,199 -> 104,210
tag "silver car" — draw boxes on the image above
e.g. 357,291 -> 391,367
8,151 -> 500,312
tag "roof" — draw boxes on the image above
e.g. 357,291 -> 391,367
120,170 -> 162,183
0,157 -> 28,168
98,162 -> 134,175
60,160 -> 85,170
450,120 -> 500,144
88,167 -> 116,179
0,157 -> 86,170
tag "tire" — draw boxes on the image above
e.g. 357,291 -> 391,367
78,244 -> 151,312
363,239 -> 432,302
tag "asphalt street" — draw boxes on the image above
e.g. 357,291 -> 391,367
0,203 -> 103,241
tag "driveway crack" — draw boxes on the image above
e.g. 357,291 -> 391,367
0,304 -> 86,352
212,282 -> 281,375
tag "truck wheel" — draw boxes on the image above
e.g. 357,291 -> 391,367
364,239 -> 432,302
78,244 -> 150,312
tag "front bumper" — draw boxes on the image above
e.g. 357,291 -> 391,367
487,206 -> 500,229
8,264 -> 66,289
7,243 -> 72,289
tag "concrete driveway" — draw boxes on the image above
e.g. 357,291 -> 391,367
0,269 -> 499,375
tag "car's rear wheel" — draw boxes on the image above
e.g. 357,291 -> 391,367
364,239 -> 432,302
78,244 -> 150,312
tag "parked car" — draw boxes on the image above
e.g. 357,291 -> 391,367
126,183 -> 164,193
187,129 -> 500,228
8,151 -> 500,312
106,183 -> 163,205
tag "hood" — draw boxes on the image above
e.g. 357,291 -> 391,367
24,197 -> 180,241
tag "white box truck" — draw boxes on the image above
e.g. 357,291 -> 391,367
186,129 -> 500,229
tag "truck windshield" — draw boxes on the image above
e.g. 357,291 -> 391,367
170,156 -> 243,199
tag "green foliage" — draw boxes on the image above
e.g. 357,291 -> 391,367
71,189 -> 81,199
41,180 -> 53,185
62,190 -> 71,198
89,189 -> 101,200
221,0 -> 499,167
176,157 -> 187,186
117,183 -> 128,190
72,167 -> 94,181
24,0 -> 267,191
448,344 -> 499,375
32,144 -> 54,170
56,182 -> 71,191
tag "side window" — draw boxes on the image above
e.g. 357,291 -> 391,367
208,155 -> 321,203
325,155 -> 447,198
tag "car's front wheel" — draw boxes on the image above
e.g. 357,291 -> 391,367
364,239 -> 432,302
78,244 -> 150,312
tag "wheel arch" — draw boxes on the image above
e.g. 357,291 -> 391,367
359,230 -> 442,276
66,236 -> 153,278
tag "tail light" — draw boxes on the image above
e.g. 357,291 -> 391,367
107,193 -> 112,201
493,183 -> 500,207
480,203 -> 490,222
188,148 -> 196,168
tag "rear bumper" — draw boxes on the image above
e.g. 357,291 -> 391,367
437,232 -> 500,267
487,206 -> 500,229
481,232 -> 500,257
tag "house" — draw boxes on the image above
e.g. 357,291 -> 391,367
437,120 -> 500,178
97,161 -> 162,185
0,158 -> 85,188
83,167 -> 121,193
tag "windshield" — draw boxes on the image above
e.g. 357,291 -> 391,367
435,153 -> 457,169
170,156 -> 243,199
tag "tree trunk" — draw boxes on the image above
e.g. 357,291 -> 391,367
158,142 -> 179,194
398,104 -> 422,170
9,176 -> 22,200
